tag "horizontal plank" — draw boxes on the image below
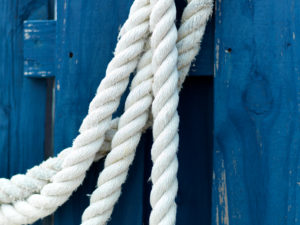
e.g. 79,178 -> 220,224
24,20 -> 56,78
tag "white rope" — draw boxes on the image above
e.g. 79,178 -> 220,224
81,42 -> 153,225
0,0 -> 149,223
0,0 -> 213,224
0,119 -> 117,204
149,0 -> 179,224
177,0 -> 213,87
80,1 -> 213,224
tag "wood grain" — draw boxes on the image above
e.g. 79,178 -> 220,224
0,1 -> 51,225
213,0 -> 300,224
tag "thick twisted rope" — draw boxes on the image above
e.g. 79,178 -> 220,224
0,119 -> 117,204
0,0 -> 212,206
0,0 -> 213,224
149,0 -> 180,224
0,0 -> 149,224
80,1 -> 213,224
82,43 -> 153,225
177,0 -> 213,87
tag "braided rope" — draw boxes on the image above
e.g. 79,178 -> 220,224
0,0 -> 213,224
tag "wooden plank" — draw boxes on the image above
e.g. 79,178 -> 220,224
53,0 -> 146,224
0,0 -> 49,180
0,1 -> 51,225
24,20 -> 56,78
213,0 -> 300,224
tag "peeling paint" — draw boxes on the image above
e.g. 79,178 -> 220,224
216,206 -> 220,225
24,32 -> 30,40
218,160 -> 229,225
24,71 -> 33,76
64,0 -> 67,10
215,39 -> 220,75
57,80 -> 60,91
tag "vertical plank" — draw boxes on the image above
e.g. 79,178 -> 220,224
0,1 -> 51,225
53,0 -> 146,224
213,0 -> 300,224
0,0 -> 50,186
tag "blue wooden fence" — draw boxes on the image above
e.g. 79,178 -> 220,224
0,0 -> 299,224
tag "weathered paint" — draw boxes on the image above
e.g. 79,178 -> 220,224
24,20 -> 56,78
213,0 -> 300,224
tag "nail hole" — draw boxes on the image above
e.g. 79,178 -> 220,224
225,48 -> 232,53
69,52 -> 73,58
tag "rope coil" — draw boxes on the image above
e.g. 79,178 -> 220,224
0,0 -> 213,224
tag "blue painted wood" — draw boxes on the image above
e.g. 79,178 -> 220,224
0,0 -> 49,182
24,20 -> 56,78
0,1 -> 52,225
53,0 -> 214,224
53,0 -> 146,224
213,0 -> 300,224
